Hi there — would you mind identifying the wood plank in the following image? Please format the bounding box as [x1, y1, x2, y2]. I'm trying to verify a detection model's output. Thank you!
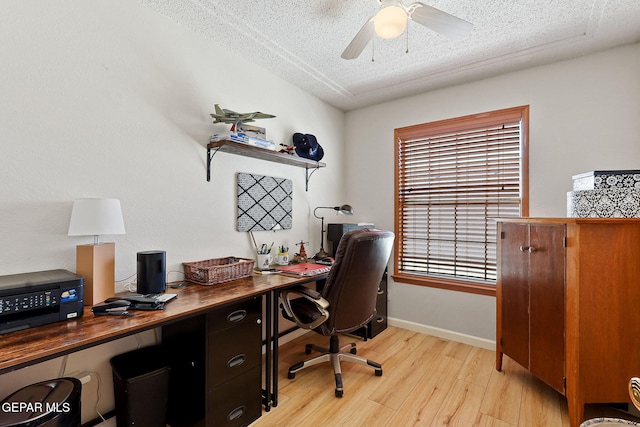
[480, 357, 527, 425]
[255, 327, 640, 427]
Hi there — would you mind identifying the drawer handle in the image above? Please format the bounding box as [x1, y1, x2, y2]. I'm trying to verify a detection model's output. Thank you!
[227, 354, 246, 368]
[227, 310, 247, 323]
[227, 405, 245, 421]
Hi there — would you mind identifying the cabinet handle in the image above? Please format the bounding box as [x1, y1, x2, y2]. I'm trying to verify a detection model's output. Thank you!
[519, 245, 528, 252]
[376, 316, 384, 323]
[377, 288, 384, 295]
[227, 405, 245, 421]
[227, 309, 247, 323]
[528, 246, 536, 253]
[227, 354, 246, 368]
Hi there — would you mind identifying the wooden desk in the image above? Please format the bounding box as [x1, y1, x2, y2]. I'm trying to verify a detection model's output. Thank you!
[0, 272, 327, 425]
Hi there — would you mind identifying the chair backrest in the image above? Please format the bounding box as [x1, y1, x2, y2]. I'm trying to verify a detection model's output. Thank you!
[321, 229, 394, 334]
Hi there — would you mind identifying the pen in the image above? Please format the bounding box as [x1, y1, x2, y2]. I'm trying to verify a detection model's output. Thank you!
[249, 231, 259, 253]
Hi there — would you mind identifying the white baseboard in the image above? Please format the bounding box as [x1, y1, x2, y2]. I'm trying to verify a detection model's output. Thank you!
[388, 317, 496, 351]
[271, 320, 495, 351]
[277, 328, 309, 345]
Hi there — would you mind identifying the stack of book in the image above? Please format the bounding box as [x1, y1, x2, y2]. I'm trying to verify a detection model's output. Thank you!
[210, 129, 275, 150]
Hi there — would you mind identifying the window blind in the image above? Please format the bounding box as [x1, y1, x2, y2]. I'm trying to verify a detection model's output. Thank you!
[395, 107, 528, 289]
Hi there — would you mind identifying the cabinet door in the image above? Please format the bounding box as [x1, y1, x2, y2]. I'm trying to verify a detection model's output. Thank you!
[529, 224, 565, 392]
[499, 222, 530, 369]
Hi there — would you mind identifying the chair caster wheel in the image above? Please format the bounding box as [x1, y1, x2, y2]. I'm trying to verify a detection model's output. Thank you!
[335, 389, 343, 398]
[288, 372, 296, 379]
[375, 369, 382, 376]
[350, 348, 357, 355]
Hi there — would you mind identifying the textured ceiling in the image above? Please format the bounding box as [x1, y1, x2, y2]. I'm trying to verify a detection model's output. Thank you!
[143, 0, 640, 111]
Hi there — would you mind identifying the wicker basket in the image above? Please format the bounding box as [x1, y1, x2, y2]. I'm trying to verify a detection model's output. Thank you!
[183, 257, 255, 285]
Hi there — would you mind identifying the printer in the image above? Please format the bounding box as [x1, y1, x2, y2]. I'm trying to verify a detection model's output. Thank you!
[0, 269, 84, 335]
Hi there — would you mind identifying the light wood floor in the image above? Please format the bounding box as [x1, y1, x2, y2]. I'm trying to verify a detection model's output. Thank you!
[251, 326, 636, 427]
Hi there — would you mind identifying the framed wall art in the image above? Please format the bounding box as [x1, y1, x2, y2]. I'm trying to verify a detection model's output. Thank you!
[237, 172, 292, 231]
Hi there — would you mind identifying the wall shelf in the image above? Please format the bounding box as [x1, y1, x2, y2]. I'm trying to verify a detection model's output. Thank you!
[207, 140, 326, 191]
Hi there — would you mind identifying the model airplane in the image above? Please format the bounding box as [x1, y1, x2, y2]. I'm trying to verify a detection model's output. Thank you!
[210, 104, 275, 130]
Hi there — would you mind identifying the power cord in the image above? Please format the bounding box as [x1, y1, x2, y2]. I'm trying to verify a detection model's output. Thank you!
[89, 372, 106, 423]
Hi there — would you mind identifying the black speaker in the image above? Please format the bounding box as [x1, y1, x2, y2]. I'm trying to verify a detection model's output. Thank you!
[137, 251, 166, 294]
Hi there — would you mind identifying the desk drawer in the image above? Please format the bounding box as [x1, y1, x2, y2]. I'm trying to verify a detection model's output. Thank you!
[208, 318, 261, 387]
[207, 365, 261, 427]
[208, 297, 261, 333]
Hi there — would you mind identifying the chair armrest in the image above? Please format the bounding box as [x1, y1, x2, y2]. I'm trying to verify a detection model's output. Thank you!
[280, 286, 329, 330]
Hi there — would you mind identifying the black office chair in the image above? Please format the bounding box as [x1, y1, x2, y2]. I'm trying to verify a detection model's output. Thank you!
[280, 228, 394, 397]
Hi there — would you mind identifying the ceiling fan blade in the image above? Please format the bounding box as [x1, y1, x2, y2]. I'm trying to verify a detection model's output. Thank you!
[341, 18, 375, 60]
[409, 3, 473, 40]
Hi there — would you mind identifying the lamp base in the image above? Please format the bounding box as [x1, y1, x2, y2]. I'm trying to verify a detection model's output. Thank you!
[313, 248, 330, 260]
[76, 243, 116, 306]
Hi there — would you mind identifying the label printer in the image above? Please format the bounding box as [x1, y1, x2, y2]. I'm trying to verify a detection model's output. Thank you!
[0, 269, 84, 335]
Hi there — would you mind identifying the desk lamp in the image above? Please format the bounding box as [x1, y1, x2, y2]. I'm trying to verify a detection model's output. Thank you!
[68, 198, 125, 305]
[313, 204, 353, 260]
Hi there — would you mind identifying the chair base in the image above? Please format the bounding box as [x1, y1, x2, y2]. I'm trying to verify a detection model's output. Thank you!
[287, 335, 382, 397]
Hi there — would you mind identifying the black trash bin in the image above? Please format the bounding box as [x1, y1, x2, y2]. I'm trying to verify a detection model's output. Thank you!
[110, 345, 170, 427]
[0, 377, 81, 427]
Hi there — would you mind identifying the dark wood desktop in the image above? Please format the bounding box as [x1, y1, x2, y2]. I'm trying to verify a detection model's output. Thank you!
[0, 271, 328, 426]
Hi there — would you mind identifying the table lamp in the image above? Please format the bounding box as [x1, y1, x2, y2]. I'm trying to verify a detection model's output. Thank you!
[313, 204, 353, 260]
[68, 198, 125, 305]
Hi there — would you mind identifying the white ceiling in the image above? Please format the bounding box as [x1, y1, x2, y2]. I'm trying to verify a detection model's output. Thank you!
[143, 0, 640, 111]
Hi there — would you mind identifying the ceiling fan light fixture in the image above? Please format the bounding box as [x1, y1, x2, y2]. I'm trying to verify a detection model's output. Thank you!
[373, 2, 407, 39]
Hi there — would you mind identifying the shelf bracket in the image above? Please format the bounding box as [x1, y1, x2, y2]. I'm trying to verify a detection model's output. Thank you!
[207, 146, 220, 182]
[305, 164, 320, 191]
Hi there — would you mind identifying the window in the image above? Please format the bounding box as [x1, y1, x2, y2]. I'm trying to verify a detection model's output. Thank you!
[393, 106, 529, 296]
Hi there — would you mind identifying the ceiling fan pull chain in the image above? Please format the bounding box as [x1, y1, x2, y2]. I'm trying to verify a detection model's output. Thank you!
[371, 37, 376, 62]
[406, 22, 409, 54]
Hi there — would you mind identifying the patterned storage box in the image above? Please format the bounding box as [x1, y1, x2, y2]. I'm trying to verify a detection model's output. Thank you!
[568, 189, 640, 218]
[568, 170, 640, 218]
[572, 170, 640, 191]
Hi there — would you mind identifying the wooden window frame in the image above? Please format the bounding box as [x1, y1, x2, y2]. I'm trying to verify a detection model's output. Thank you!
[393, 106, 529, 297]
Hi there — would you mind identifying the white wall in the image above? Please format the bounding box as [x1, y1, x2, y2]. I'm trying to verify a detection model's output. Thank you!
[0, 0, 344, 423]
[2, 0, 640, 420]
[345, 42, 640, 342]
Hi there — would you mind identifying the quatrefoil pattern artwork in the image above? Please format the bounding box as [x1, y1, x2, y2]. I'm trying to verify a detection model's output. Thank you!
[237, 173, 293, 231]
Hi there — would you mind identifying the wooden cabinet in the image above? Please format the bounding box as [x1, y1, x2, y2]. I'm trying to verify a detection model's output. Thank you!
[496, 218, 640, 427]
[163, 296, 262, 427]
[497, 222, 565, 392]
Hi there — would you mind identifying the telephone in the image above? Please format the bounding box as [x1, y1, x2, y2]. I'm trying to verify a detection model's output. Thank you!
[91, 300, 131, 316]
[104, 295, 165, 311]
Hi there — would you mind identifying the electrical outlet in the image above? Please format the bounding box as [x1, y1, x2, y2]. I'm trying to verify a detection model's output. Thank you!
[68, 371, 92, 385]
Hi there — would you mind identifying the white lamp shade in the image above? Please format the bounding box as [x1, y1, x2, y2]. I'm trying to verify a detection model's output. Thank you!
[374, 3, 407, 39]
[68, 198, 126, 237]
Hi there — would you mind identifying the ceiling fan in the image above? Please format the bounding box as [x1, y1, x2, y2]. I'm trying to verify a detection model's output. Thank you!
[341, 0, 473, 59]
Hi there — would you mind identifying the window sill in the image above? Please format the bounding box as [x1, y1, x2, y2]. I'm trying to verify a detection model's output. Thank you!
[391, 273, 496, 297]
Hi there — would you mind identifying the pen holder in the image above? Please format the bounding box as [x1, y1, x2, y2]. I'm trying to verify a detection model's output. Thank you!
[276, 253, 289, 266]
[256, 253, 273, 270]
